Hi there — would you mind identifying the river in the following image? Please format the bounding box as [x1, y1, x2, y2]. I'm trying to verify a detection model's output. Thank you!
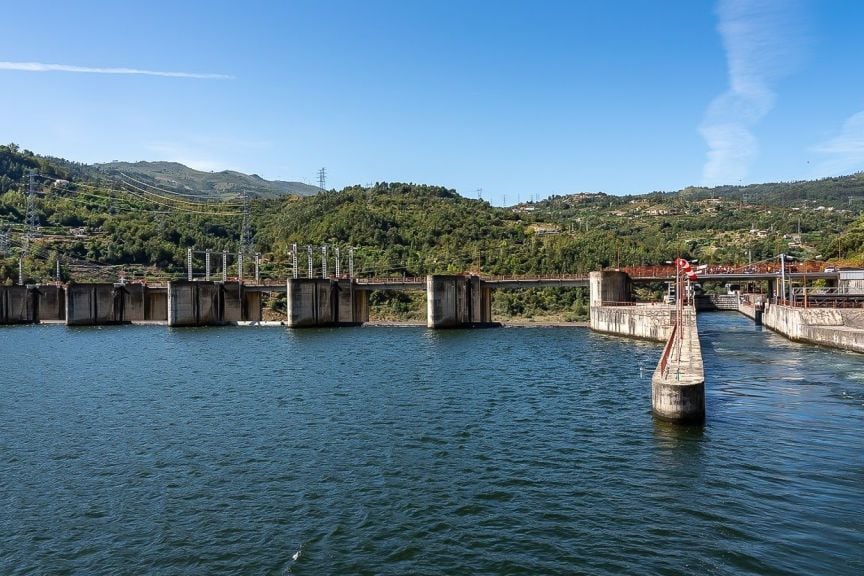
[1, 313, 862, 575]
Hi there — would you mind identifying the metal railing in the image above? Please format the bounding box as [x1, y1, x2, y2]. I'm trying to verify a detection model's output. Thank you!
[658, 322, 679, 379]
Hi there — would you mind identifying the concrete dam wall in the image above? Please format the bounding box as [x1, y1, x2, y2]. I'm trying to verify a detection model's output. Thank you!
[762, 303, 864, 353]
[589, 305, 675, 342]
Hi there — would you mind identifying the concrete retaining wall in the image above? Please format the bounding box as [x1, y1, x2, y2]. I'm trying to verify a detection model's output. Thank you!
[738, 300, 757, 320]
[696, 294, 739, 311]
[762, 304, 864, 353]
[589, 305, 675, 342]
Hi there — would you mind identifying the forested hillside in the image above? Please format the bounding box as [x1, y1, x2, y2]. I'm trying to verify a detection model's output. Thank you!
[3, 143, 864, 290]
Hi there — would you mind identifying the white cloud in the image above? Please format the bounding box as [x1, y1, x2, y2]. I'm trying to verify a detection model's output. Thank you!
[0, 61, 232, 79]
[812, 111, 864, 176]
[700, 0, 802, 186]
[700, 122, 758, 184]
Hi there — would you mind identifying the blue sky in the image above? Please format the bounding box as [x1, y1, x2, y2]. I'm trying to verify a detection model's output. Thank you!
[1, 0, 863, 205]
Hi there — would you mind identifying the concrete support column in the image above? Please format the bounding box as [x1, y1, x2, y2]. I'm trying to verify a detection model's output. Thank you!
[427, 275, 460, 328]
[0, 285, 36, 324]
[222, 282, 243, 322]
[353, 287, 370, 324]
[167, 281, 221, 327]
[427, 274, 495, 328]
[65, 283, 117, 325]
[286, 278, 318, 327]
[286, 278, 364, 327]
[122, 284, 146, 322]
[589, 270, 632, 307]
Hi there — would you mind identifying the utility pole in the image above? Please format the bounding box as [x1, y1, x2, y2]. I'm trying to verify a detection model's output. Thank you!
[318, 167, 327, 190]
[292, 243, 298, 279]
[780, 253, 786, 304]
[321, 245, 328, 278]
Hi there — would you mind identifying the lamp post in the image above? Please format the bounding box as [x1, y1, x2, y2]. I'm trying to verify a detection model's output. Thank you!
[779, 253, 785, 304]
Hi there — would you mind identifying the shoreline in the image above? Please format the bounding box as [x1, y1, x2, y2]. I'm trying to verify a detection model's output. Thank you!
[9, 319, 591, 329]
[363, 320, 590, 328]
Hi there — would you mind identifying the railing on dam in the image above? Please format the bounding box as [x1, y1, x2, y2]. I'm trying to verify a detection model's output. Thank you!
[657, 322, 678, 379]
[353, 274, 591, 290]
[599, 300, 670, 307]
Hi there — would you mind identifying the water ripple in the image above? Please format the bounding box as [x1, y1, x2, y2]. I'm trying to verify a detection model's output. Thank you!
[1, 318, 863, 574]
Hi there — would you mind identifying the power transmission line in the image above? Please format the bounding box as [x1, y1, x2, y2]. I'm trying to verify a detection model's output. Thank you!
[117, 172, 243, 204]
[240, 190, 252, 254]
[24, 171, 39, 254]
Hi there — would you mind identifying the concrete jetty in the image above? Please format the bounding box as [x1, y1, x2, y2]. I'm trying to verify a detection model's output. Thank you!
[651, 308, 705, 423]
[587, 270, 705, 423]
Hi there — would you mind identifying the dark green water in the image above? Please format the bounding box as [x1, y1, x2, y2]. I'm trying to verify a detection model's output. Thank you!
[1, 314, 862, 575]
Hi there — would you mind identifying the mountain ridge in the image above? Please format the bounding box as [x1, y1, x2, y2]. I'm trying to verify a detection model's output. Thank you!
[95, 160, 323, 199]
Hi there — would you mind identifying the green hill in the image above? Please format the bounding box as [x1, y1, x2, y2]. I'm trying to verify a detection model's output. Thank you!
[4, 141, 864, 291]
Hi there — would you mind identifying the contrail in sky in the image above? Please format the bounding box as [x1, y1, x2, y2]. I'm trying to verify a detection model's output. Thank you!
[0, 61, 232, 79]
[699, 0, 802, 186]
